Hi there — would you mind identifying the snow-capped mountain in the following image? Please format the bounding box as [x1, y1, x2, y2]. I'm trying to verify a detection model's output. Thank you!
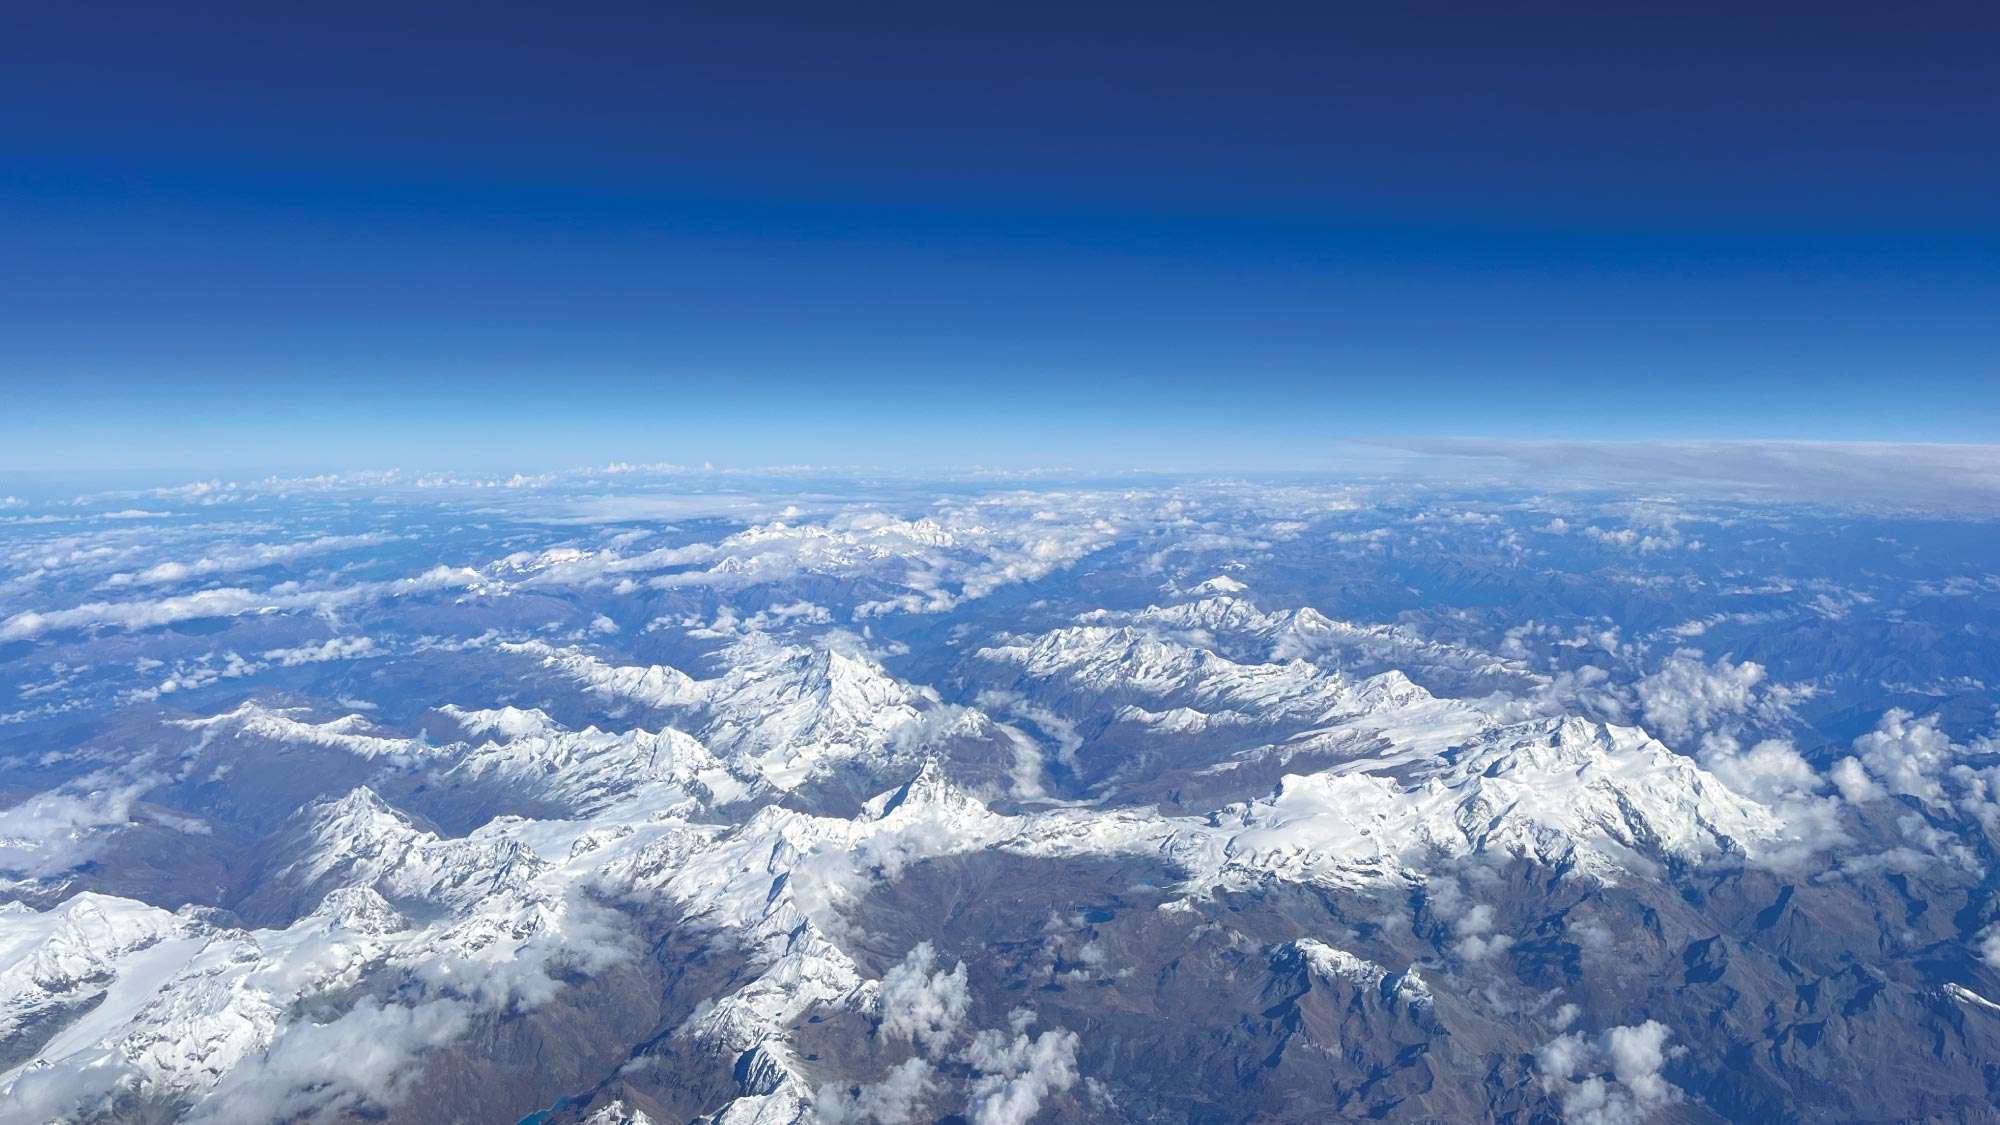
[2, 475, 1997, 1123]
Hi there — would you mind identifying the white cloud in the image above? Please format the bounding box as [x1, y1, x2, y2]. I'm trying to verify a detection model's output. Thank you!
[120, 649, 269, 700]
[1698, 734, 1822, 805]
[188, 996, 471, 1125]
[961, 1025, 1081, 1125]
[1454, 933, 1515, 961]
[1447, 900, 1515, 961]
[1830, 710, 2000, 839]
[0, 1056, 138, 1123]
[1603, 1022, 1676, 1103]
[1843, 708, 1959, 803]
[1583, 525, 1689, 553]
[104, 532, 398, 587]
[0, 779, 156, 876]
[1693, 733, 1850, 871]
[263, 636, 378, 666]
[1455, 902, 1496, 936]
[1536, 1020, 1683, 1124]
[816, 1058, 938, 1125]
[1829, 756, 1881, 803]
[1978, 923, 2000, 970]
[1635, 650, 1801, 745]
[487, 493, 1134, 619]
[876, 942, 971, 1051]
[1379, 439, 2000, 515]
[0, 566, 482, 640]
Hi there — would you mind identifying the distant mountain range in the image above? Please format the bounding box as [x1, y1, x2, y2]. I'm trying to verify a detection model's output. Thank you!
[1, 470, 1996, 1123]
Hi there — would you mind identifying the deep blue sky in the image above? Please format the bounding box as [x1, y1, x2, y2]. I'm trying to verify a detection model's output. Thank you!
[3, 1, 1995, 472]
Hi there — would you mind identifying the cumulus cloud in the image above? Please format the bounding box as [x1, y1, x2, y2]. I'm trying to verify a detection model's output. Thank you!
[0, 566, 481, 640]
[1829, 756, 1881, 804]
[1829, 710, 2000, 840]
[1454, 932, 1514, 962]
[1421, 877, 1514, 961]
[1978, 923, 2000, 970]
[0, 779, 155, 876]
[1447, 900, 1514, 962]
[1694, 733, 1850, 870]
[1583, 525, 1691, 553]
[876, 942, 971, 1051]
[1841, 709, 1961, 803]
[1634, 650, 1802, 745]
[409, 892, 639, 1013]
[103, 532, 398, 587]
[961, 1024, 1081, 1125]
[481, 496, 1124, 620]
[1698, 734, 1822, 805]
[189, 996, 471, 1125]
[263, 635, 378, 666]
[0, 1056, 138, 1123]
[670, 600, 833, 639]
[1536, 1020, 1683, 1124]
[123, 649, 270, 700]
[816, 1058, 938, 1125]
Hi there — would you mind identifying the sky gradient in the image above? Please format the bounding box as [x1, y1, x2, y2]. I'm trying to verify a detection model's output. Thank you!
[3, 1, 1996, 472]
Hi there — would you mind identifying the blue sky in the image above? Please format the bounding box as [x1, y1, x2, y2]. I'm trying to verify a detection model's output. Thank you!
[2, 1, 1995, 472]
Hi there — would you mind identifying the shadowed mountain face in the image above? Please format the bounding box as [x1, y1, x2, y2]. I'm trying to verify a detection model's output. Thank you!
[0, 470, 1998, 1124]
